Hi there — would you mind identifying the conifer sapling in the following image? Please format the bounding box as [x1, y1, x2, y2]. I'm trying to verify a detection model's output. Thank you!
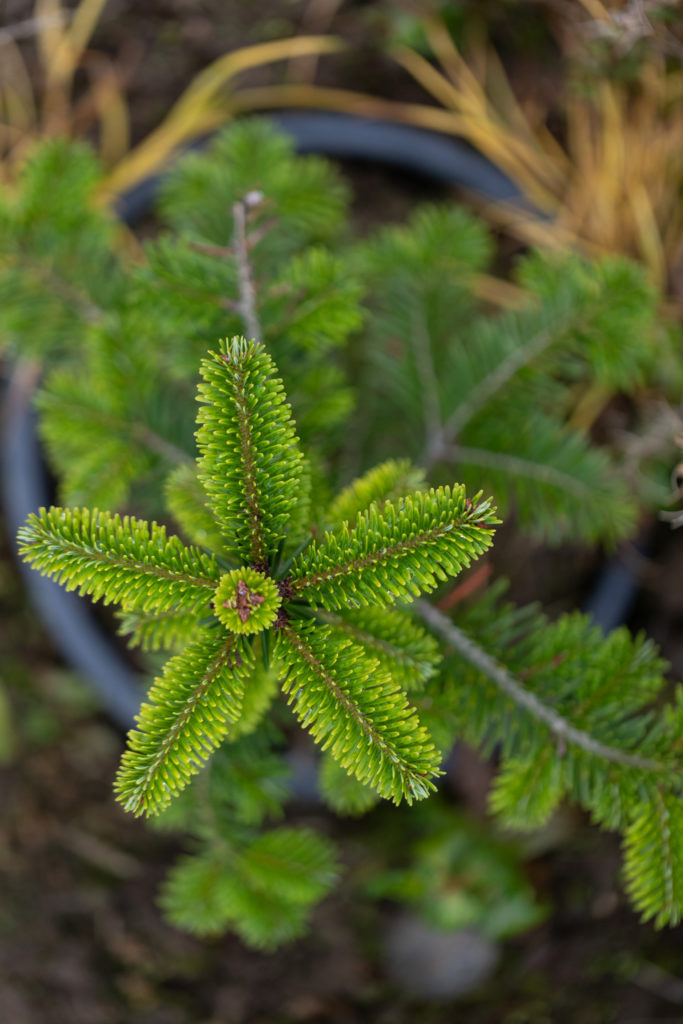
[18, 336, 498, 816]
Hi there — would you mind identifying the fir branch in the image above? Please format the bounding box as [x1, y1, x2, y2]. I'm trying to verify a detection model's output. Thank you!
[319, 751, 380, 816]
[320, 606, 441, 690]
[161, 827, 337, 946]
[18, 507, 220, 614]
[188, 239, 234, 260]
[265, 247, 364, 355]
[423, 323, 557, 466]
[196, 338, 304, 565]
[158, 119, 348, 250]
[239, 826, 338, 906]
[275, 620, 440, 803]
[115, 630, 254, 815]
[206, 729, 290, 826]
[18, 260, 104, 325]
[624, 791, 683, 928]
[443, 409, 637, 544]
[290, 487, 497, 610]
[326, 458, 426, 527]
[164, 464, 225, 554]
[446, 443, 594, 501]
[416, 599, 667, 774]
[160, 849, 239, 936]
[117, 607, 207, 652]
[37, 373, 193, 510]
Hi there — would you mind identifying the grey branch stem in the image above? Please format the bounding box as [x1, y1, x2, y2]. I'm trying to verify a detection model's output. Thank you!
[421, 325, 558, 468]
[232, 196, 263, 345]
[444, 443, 593, 499]
[131, 424, 194, 467]
[415, 599, 667, 774]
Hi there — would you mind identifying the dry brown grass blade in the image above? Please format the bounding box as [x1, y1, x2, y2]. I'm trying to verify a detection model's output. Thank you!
[66, 0, 109, 64]
[629, 181, 666, 287]
[386, 16, 682, 287]
[288, 0, 346, 84]
[389, 40, 560, 212]
[0, 31, 37, 141]
[100, 35, 346, 201]
[93, 75, 130, 168]
[576, 0, 611, 21]
[226, 82, 477, 132]
[472, 194, 583, 251]
[39, 0, 108, 84]
[37, 0, 109, 130]
[177, 35, 344, 109]
[62, 51, 131, 167]
[423, 15, 485, 101]
[567, 383, 612, 432]
[35, 0, 67, 68]
[35, 0, 71, 124]
[471, 274, 526, 310]
[390, 43, 465, 113]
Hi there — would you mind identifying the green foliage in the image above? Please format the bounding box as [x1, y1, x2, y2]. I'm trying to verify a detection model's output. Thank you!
[275, 619, 441, 803]
[517, 250, 662, 389]
[320, 606, 440, 690]
[150, 721, 290, 833]
[0, 138, 123, 358]
[363, 800, 545, 940]
[419, 584, 683, 926]
[160, 827, 338, 946]
[164, 463, 224, 553]
[18, 506, 220, 613]
[326, 458, 427, 527]
[35, 314, 194, 510]
[208, 729, 290, 826]
[150, 716, 325, 946]
[158, 118, 348, 249]
[290, 486, 497, 610]
[351, 202, 671, 544]
[117, 607, 206, 653]
[32, 120, 363, 514]
[196, 338, 304, 564]
[458, 407, 633, 544]
[13, 120, 683, 946]
[214, 568, 281, 635]
[116, 631, 254, 815]
[624, 792, 683, 928]
[319, 751, 380, 816]
[20, 337, 493, 824]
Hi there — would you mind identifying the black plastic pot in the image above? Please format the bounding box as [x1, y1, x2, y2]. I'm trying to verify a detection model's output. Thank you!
[1, 112, 638, 729]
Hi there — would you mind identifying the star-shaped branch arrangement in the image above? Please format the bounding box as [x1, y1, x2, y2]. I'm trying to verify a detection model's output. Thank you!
[19, 337, 498, 816]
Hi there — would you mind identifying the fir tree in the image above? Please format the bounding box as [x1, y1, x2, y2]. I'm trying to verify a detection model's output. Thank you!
[19, 336, 497, 816]
[11, 122, 683, 943]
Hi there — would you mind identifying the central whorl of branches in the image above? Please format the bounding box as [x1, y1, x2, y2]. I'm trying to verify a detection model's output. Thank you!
[19, 335, 498, 817]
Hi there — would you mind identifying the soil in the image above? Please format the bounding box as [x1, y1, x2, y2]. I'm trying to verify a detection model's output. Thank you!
[3, 2, 683, 1022]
